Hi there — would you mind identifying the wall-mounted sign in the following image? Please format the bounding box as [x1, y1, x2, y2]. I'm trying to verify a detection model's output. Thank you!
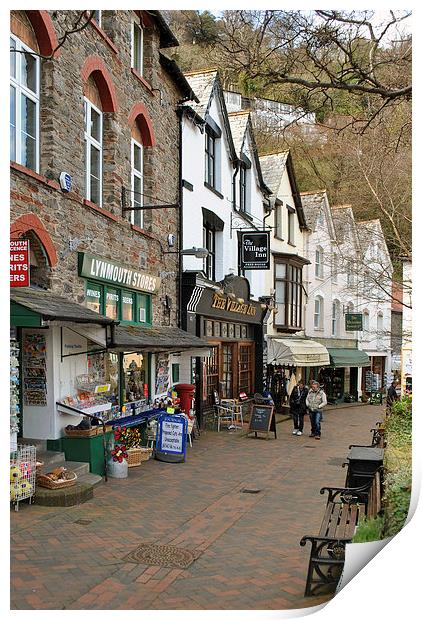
[211, 293, 257, 317]
[78, 252, 160, 294]
[10, 240, 30, 287]
[345, 313, 363, 331]
[239, 231, 270, 270]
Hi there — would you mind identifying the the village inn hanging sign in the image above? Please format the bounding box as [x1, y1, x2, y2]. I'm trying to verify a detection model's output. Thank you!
[78, 253, 161, 294]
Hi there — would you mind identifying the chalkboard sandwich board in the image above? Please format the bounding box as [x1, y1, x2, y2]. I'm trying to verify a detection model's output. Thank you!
[247, 404, 276, 439]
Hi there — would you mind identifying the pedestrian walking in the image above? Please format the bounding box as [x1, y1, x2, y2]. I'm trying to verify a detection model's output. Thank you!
[386, 380, 399, 412]
[289, 380, 308, 436]
[306, 380, 327, 440]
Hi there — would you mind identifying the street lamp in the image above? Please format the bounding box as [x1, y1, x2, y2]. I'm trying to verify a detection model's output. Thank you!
[163, 246, 209, 259]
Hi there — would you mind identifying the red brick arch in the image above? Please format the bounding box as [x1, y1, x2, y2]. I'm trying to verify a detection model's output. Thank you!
[81, 55, 118, 113]
[26, 10, 60, 58]
[128, 102, 156, 147]
[11, 213, 58, 267]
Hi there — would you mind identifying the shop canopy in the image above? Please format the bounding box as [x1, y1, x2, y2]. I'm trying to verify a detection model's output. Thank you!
[109, 324, 210, 355]
[328, 348, 370, 368]
[10, 288, 115, 327]
[267, 338, 330, 367]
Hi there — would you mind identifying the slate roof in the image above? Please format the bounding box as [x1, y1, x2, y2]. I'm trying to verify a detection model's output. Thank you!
[184, 70, 218, 118]
[110, 325, 210, 353]
[259, 152, 289, 195]
[149, 11, 179, 48]
[355, 219, 380, 254]
[227, 111, 250, 153]
[300, 191, 328, 231]
[228, 112, 271, 194]
[11, 287, 114, 325]
[159, 53, 199, 103]
[331, 205, 355, 244]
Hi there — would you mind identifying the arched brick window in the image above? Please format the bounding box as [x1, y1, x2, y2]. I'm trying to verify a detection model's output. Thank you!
[128, 103, 155, 228]
[81, 56, 118, 210]
[81, 55, 118, 113]
[10, 12, 41, 172]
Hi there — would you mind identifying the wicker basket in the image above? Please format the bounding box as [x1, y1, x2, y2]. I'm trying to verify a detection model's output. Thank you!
[65, 426, 103, 437]
[37, 470, 77, 489]
[126, 447, 153, 467]
[127, 447, 142, 467]
[139, 447, 153, 461]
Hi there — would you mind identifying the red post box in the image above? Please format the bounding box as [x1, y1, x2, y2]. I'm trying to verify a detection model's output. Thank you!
[174, 383, 195, 415]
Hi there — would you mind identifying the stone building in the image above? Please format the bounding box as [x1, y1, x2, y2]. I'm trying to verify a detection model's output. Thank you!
[10, 10, 206, 444]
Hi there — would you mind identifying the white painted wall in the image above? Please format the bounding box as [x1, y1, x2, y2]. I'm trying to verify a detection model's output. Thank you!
[265, 166, 307, 338]
[181, 92, 268, 299]
[182, 96, 236, 280]
[304, 200, 357, 342]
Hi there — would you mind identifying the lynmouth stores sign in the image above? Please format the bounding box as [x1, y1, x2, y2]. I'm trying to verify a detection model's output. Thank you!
[78, 253, 161, 294]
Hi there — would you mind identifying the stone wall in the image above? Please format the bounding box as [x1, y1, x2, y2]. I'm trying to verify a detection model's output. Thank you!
[10, 10, 184, 327]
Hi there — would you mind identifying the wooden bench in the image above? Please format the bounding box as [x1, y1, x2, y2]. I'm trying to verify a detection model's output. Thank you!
[300, 469, 382, 597]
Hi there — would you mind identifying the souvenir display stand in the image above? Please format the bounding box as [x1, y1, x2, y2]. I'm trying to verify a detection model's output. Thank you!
[10, 445, 37, 511]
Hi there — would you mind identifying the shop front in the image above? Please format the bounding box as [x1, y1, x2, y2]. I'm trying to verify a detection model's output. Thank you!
[266, 337, 330, 410]
[320, 347, 370, 403]
[10, 287, 115, 447]
[10, 254, 209, 456]
[360, 352, 391, 397]
[182, 274, 265, 424]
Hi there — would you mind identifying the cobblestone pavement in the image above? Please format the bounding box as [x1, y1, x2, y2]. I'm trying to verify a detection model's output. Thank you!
[11, 404, 383, 610]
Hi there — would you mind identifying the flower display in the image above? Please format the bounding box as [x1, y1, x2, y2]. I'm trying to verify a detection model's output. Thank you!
[113, 426, 141, 449]
[110, 444, 128, 463]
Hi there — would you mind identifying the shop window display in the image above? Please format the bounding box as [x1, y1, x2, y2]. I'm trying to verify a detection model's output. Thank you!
[123, 352, 148, 403]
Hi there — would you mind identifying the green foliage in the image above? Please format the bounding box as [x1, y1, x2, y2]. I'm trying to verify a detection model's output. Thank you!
[382, 397, 412, 538]
[382, 464, 412, 538]
[353, 515, 384, 543]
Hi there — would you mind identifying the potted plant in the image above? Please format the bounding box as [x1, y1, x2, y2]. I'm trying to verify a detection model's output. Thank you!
[107, 434, 129, 478]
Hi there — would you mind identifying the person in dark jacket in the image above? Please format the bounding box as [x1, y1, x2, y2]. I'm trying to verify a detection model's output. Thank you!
[386, 380, 399, 411]
[289, 380, 308, 436]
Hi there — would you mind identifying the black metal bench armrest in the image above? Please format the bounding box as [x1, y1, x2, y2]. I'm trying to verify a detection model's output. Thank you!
[300, 535, 352, 547]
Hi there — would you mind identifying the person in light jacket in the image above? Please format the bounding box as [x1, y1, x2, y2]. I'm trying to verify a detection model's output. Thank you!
[306, 380, 327, 440]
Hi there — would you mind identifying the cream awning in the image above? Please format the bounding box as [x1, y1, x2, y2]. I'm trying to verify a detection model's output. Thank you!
[267, 337, 330, 367]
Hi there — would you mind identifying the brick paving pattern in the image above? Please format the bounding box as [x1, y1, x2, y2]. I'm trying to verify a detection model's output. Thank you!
[11, 404, 383, 610]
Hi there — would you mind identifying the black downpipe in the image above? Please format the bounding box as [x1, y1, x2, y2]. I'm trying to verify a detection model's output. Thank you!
[177, 106, 184, 328]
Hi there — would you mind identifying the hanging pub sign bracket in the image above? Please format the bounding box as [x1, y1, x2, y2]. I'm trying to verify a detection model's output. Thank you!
[230, 212, 274, 239]
[239, 230, 271, 271]
[121, 187, 179, 216]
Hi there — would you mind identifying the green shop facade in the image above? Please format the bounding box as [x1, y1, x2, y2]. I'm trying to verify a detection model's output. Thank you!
[10, 252, 208, 472]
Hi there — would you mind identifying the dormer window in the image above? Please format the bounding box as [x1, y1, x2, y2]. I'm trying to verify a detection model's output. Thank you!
[204, 118, 222, 194]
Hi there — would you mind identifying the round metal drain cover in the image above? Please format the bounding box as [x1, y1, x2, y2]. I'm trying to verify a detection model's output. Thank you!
[125, 543, 199, 568]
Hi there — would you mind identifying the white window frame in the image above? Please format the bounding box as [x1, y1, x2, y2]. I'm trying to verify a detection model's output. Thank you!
[288, 208, 295, 245]
[363, 310, 369, 331]
[332, 252, 338, 283]
[314, 296, 323, 330]
[10, 34, 40, 172]
[331, 300, 338, 336]
[131, 138, 144, 228]
[84, 97, 103, 206]
[132, 21, 144, 75]
[315, 247, 323, 278]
